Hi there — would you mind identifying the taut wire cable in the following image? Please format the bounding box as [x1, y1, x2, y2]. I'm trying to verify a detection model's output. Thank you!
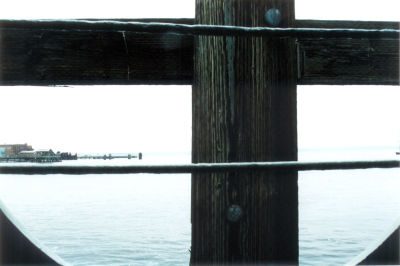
[0, 19, 399, 39]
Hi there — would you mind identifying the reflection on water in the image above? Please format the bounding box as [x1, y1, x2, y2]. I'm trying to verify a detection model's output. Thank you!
[0, 148, 399, 265]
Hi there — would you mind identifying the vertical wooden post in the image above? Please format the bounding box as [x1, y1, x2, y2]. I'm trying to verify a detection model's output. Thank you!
[191, 0, 298, 264]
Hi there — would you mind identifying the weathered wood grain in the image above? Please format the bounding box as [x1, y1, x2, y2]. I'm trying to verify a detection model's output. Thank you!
[0, 20, 193, 85]
[297, 38, 399, 85]
[296, 20, 399, 85]
[191, 0, 298, 264]
[0, 19, 398, 86]
[296, 20, 399, 30]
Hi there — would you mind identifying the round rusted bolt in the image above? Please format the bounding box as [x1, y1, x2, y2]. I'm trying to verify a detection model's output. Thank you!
[265, 8, 281, 26]
[227, 205, 243, 222]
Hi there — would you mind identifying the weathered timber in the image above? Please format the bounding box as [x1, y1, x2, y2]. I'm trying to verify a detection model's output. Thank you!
[281, 20, 400, 85]
[0, 23, 193, 85]
[297, 38, 399, 85]
[0, 19, 398, 85]
[191, 0, 298, 264]
[296, 20, 400, 30]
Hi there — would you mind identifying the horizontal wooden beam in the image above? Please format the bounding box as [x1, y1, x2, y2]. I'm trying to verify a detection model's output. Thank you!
[296, 20, 399, 85]
[0, 19, 398, 86]
[0, 19, 194, 85]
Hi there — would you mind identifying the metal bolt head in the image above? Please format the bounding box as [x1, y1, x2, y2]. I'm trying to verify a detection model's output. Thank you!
[265, 8, 281, 26]
[227, 205, 243, 222]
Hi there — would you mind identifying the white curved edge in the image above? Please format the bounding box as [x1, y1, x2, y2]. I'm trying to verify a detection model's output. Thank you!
[0, 198, 72, 266]
[345, 216, 400, 266]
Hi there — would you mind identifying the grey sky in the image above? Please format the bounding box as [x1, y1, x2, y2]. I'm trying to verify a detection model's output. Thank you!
[0, 0, 398, 153]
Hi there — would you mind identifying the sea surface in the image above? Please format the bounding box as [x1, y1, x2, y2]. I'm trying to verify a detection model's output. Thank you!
[0, 147, 399, 265]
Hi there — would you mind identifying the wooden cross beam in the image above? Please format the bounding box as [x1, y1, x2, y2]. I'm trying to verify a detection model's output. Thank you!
[0, 19, 398, 85]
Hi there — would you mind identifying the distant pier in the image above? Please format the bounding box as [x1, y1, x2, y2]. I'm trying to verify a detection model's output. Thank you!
[78, 153, 143, 160]
[0, 143, 142, 163]
[0, 147, 63, 163]
[0, 155, 61, 163]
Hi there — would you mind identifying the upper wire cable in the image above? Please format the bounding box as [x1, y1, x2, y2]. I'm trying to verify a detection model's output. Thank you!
[0, 19, 399, 39]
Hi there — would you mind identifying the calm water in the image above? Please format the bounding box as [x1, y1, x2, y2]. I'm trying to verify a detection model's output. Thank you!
[0, 148, 399, 265]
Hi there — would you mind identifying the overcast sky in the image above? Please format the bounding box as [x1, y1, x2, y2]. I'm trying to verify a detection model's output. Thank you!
[0, 0, 399, 153]
[0, 0, 399, 21]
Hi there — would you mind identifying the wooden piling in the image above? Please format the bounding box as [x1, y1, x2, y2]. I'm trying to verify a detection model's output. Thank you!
[191, 0, 298, 264]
